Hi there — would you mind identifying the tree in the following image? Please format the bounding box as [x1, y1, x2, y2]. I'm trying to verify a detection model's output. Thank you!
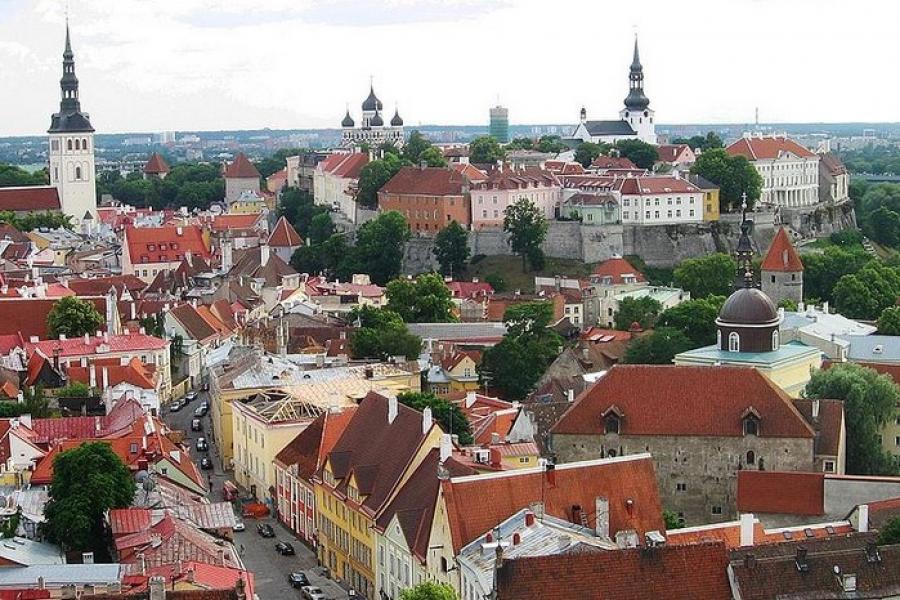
[690, 148, 762, 211]
[671, 132, 723, 151]
[398, 392, 473, 445]
[433, 221, 469, 276]
[356, 153, 405, 209]
[503, 198, 548, 272]
[801, 246, 872, 303]
[290, 234, 350, 279]
[622, 328, 694, 364]
[574, 142, 604, 168]
[402, 131, 433, 164]
[353, 211, 411, 285]
[43, 442, 136, 553]
[663, 509, 685, 529]
[56, 382, 93, 398]
[399, 582, 458, 600]
[278, 186, 329, 239]
[506, 137, 534, 150]
[615, 139, 660, 170]
[23, 385, 53, 418]
[308, 212, 335, 246]
[614, 296, 662, 331]
[47, 297, 105, 339]
[479, 302, 562, 401]
[419, 146, 448, 168]
[673, 253, 737, 299]
[805, 363, 899, 475]
[386, 274, 457, 323]
[866, 206, 900, 248]
[879, 307, 900, 335]
[537, 135, 567, 154]
[833, 261, 900, 320]
[348, 306, 422, 360]
[657, 296, 726, 347]
[778, 298, 798, 312]
[878, 516, 900, 545]
[468, 136, 505, 164]
[484, 272, 506, 293]
[0, 164, 48, 187]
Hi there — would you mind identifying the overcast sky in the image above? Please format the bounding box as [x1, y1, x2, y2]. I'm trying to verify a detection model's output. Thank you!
[0, 0, 895, 136]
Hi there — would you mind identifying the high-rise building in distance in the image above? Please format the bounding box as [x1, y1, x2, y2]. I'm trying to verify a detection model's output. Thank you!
[489, 105, 509, 143]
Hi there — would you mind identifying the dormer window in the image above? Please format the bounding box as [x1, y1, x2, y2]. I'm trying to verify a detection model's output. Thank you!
[148, 244, 156, 252]
[605, 415, 620, 434]
[743, 412, 760, 437]
[323, 469, 335, 486]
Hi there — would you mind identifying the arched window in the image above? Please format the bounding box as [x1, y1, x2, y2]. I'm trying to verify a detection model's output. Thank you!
[75, 166, 82, 181]
[604, 415, 620, 435]
[743, 416, 759, 436]
[717, 330, 722, 348]
[74, 139, 80, 151]
[82, 138, 89, 151]
[67, 139, 73, 151]
[728, 332, 740, 352]
[746, 450, 755, 465]
[772, 330, 780, 351]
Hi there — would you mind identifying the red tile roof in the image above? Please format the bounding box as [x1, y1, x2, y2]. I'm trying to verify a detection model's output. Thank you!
[28, 331, 167, 357]
[380, 166, 467, 196]
[125, 225, 211, 265]
[552, 365, 816, 439]
[590, 256, 646, 283]
[223, 153, 260, 179]
[267, 216, 303, 248]
[274, 408, 356, 481]
[209, 213, 263, 232]
[793, 398, 843, 457]
[0, 187, 61, 212]
[591, 156, 638, 170]
[143, 153, 170, 175]
[761, 227, 803, 272]
[544, 161, 585, 175]
[447, 280, 494, 299]
[655, 144, 694, 163]
[31, 398, 146, 445]
[441, 455, 665, 554]
[617, 175, 701, 195]
[319, 153, 369, 179]
[65, 275, 147, 297]
[452, 163, 488, 181]
[0, 297, 109, 340]
[727, 135, 816, 160]
[819, 152, 848, 176]
[471, 167, 559, 191]
[496, 541, 731, 600]
[737, 470, 825, 515]
[67, 356, 157, 390]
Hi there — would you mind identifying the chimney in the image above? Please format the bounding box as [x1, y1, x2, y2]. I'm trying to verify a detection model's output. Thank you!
[387, 395, 398, 424]
[491, 432, 501, 445]
[525, 511, 536, 527]
[490, 447, 501, 467]
[185, 250, 193, 267]
[148, 576, 166, 600]
[84, 333, 90, 345]
[60, 585, 77, 600]
[440, 433, 452, 463]
[422, 406, 433, 434]
[465, 391, 477, 408]
[222, 238, 234, 272]
[131, 302, 137, 320]
[176, 226, 183, 236]
[812, 399, 820, 422]
[260, 244, 270, 267]
[739, 513, 755, 547]
[595, 497, 610, 537]
[102, 367, 109, 390]
[567, 388, 575, 403]
[858, 504, 869, 533]
[89, 364, 97, 389]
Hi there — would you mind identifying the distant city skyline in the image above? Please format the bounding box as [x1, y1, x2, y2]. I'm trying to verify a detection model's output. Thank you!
[0, 0, 897, 136]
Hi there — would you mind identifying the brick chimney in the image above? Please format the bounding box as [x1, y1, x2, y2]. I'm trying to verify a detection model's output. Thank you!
[422, 406, 433, 434]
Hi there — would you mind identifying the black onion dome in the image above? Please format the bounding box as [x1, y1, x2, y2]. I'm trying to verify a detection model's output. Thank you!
[370, 111, 384, 127]
[362, 85, 383, 112]
[624, 89, 650, 111]
[342, 110, 355, 128]
[717, 288, 779, 326]
[390, 109, 403, 127]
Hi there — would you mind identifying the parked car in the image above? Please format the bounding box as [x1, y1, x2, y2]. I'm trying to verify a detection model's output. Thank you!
[195, 437, 208, 452]
[200, 456, 212, 470]
[257, 523, 275, 538]
[289, 572, 310, 588]
[275, 541, 295, 555]
[185, 391, 198, 402]
[233, 521, 245, 532]
[202, 382, 210, 392]
[191, 418, 202, 432]
[301, 586, 326, 600]
[169, 400, 182, 412]
[195, 403, 209, 417]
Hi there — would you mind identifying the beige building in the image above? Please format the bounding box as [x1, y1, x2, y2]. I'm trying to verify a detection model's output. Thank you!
[727, 134, 820, 208]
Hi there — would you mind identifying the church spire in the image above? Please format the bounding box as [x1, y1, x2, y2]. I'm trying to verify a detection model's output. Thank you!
[49, 20, 93, 134]
[734, 193, 756, 289]
[624, 35, 650, 111]
[631, 36, 641, 70]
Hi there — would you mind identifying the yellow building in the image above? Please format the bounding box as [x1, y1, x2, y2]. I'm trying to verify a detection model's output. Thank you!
[688, 174, 720, 222]
[426, 351, 480, 395]
[316, 393, 442, 599]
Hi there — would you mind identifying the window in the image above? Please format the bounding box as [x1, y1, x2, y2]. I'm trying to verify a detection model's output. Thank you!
[743, 416, 760, 436]
[770, 275, 776, 283]
[823, 460, 835, 472]
[604, 415, 620, 434]
[746, 450, 755, 465]
[74, 139, 80, 150]
[728, 332, 740, 352]
[711, 506, 723, 515]
[51, 140, 59, 151]
[67, 139, 73, 151]
[772, 330, 780, 350]
[675, 483, 687, 492]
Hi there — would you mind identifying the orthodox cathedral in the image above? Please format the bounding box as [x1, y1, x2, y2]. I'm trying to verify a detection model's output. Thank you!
[340, 83, 405, 149]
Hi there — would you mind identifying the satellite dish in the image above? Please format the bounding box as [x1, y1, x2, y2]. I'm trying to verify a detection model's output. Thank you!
[135, 470, 150, 483]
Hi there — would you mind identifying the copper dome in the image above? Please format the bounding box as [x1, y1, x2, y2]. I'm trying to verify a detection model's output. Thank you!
[717, 287, 779, 326]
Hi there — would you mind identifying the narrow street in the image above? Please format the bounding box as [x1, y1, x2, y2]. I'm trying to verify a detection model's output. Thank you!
[163, 391, 350, 600]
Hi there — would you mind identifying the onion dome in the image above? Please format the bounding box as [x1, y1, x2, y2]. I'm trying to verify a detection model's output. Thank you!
[623, 37, 650, 111]
[391, 108, 403, 127]
[370, 110, 384, 127]
[362, 84, 383, 112]
[717, 288, 779, 326]
[341, 109, 355, 128]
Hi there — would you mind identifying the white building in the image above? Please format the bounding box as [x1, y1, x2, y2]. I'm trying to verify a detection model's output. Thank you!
[727, 134, 820, 208]
[47, 24, 97, 223]
[341, 83, 405, 149]
[617, 175, 705, 225]
[312, 153, 369, 223]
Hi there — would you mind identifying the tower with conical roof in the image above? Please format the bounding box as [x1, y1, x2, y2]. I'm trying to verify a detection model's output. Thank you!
[619, 36, 656, 145]
[48, 21, 97, 222]
[760, 227, 804, 306]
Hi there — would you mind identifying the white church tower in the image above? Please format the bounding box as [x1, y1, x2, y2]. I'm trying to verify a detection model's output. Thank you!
[619, 37, 657, 145]
[48, 22, 97, 222]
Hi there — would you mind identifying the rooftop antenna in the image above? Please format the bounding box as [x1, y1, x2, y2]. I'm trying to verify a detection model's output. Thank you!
[755, 107, 759, 130]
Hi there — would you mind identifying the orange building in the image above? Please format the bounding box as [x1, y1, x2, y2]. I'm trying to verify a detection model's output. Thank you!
[377, 166, 470, 233]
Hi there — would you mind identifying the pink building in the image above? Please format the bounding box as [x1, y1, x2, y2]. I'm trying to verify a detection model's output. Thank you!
[469, 167, 562, 229]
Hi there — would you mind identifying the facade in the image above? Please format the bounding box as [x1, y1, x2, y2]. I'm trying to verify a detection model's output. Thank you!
[488, 105, 509, 144]
[687, 174, 721, 221]
[48, 24, 97, 222]
[760, 227, 803, 306]
[122, 225, 212, 283]
[618, 175, 705, 225]
[655, 144, 696, 167]
[378, 166, 470, 233]
[312, 153, 369, 224]
[341, 84, 405, 149]
[818, 152, 850, 204]
[224, 154, 261, 202]
[267, 216, 303, 264]
[569, 38, 656, 145]
[727, 134, 820, 208]
[564, 192, 620, 225]
[469, 168, 561, 229]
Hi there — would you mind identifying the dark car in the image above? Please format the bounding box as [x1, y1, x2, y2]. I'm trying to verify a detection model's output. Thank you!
[257, 523, 275, 537]
[289, 572, 310, 588]
[200, 456, 213, 470]
[275, 541, 295, 555]
[195, 437, 208, 452]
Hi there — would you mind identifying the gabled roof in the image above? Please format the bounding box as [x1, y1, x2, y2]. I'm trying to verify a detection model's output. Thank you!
[441, 454, 665, 554]
[760, 227, 803, 273]
[67, 356, 157, 390]
[726, 135, 816, 161]
[318, 153, 369, 179]
[229, 246, 297, 287]
[590, 155, 637, 170]
[0, 187, 61, 212]
[223, 153, 260, 179]
[0, 297, 108, 340]
[170, 303, 219, 343]
[28, 331, 168, 357]
[124, 225, 211, 265]
[446, 280, 494, 299]
[793, 398, 843, 457]
[737, 470, 825, 515]
[452, 162, 489, 182]
[582, 120, 635, 136]
[617, 175, 701, 195]
[496, 541, 732, 600]
[551, 365, 816, 439]
[143, 153, 170, 175]
[380, 167, 466, 197]
[65, 275, 147, 297]
[590, 256, 646, 284]
[267, 216, 303, 248]
[209, 213, 263, 232]
[819, 152, 848, 176]
[275, 408, 357, 480]
[655, 144, 693, 163]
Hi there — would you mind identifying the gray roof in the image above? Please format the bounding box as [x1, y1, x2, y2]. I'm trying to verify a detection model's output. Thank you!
[0, 537, 64, 566]
[407, 322, 507, 340]
[846, 334, 900, 363]
[584, 120, 635, 136]
[0, 563, 122, 586]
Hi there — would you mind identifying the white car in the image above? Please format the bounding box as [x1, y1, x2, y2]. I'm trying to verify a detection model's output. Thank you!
[233, 521, 245, 532]
[301, 586, 326, 600]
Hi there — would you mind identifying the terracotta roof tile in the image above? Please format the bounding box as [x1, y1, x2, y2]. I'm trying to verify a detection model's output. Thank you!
[274, 408, 356, 481]
[590, 257, 646, 284]
[143, 153, 170, 175]
[0, 297, 108, 340]
[590, 156, 638, 170]
[267, 216, 303, 248]
[380, 167, 466, 197]
[793, 398, 843, 457]
[125, 225, 211, 265]
[65, 275, 147, 297]
[655, 144, 693, 163]
[223, 153, 260, 179]
[737, 470, 825, 515]
[726, 135, 816, 160]
[0, 187, 61, 212]
[761, 227, 803, 272]
[209, 213, 262, 231]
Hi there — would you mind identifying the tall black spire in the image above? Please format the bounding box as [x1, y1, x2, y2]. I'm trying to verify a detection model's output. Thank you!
[49, 21, 94, 133]
[734, 194, 756, 289]
[623, 36, 650, 111]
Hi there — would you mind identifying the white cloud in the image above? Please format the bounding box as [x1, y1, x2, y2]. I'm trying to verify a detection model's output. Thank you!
[0, 0, 896, 135]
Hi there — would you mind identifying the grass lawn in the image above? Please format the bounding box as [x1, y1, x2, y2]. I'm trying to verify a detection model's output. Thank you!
[463, 255, 594, 292]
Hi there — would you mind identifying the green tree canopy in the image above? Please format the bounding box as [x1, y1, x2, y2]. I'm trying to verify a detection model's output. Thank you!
[308, 212, 335, 246]
[484, 272, 506, 293]
[506, 137, 534, 150]
[348, 306, 422, 360]
[278, 187, 330, 238]
[804, 363, 899, 475]
[878, 516, 900, 545]
[801, 246, 872, 303]
[537, 135, 567, 154]
[670, 132, 723, 152]
[56, 382, 93, 398]
[47, 297, 105, 339]
[503, 198, 548, 272]
[622, 327, 694, 364]
[433, 221, 470, 276]
[574, 142, 605, 168]
[353, 211, 411, 285]
[657, 296, 726, 347]
[290, 233, 351, 279]
[398, 392, 473, 445]
[0, 211, 72, 232]
[419, 146, 448, 168]
[615, 139, 660, 170]
[673, 253, 737, 299]
[386, 273, 457, 323]
[43, 442, 136, 553]
[399, 582, 458, 600]
[690, 148, 762, 211]
[356, 153, 406, 209]
[878, 306, 900, 335]
[402, 131, 434, 164]
[833, 261, 900, 320]
[614, 296, 662, 331]
[468, 136, 505, 164]
[865, 206, 900, 248]
[0, 164, 48, 187]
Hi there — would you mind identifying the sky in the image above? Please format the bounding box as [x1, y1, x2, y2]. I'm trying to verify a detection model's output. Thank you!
[0, 0, 895, 136]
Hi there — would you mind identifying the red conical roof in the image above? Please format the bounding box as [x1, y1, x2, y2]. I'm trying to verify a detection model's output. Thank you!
[143, 152, 170, 174]
[268, 216, 303, 247]
[761, 227, 803, 273]
[224, 153, 261, 179]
